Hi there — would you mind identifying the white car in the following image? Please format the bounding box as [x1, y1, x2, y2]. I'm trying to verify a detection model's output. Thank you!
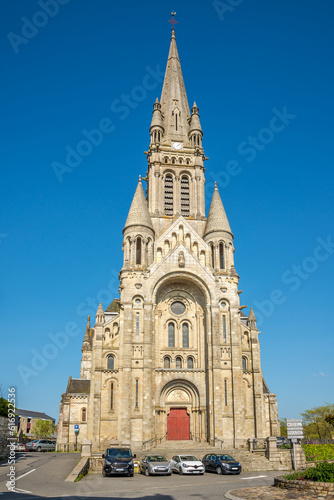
[170, 455, 205, 475]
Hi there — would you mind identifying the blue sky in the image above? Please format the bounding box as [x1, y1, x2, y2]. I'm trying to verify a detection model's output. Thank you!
[1, 0, 333, 424]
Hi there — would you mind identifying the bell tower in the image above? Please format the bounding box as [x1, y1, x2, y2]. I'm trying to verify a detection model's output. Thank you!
[145, 27, 208, 237]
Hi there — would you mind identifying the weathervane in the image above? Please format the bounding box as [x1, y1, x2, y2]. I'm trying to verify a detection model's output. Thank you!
[168, 11, 178, 30]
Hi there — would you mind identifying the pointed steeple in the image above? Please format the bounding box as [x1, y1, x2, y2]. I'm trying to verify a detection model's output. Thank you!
[248, 308, 257, 329]
[95, 303, 105, 326]
[82, 315, 91, 351]
[204, 182, 232, 237]
[160, 28, 191, 141]
[124, 176, 154, 232]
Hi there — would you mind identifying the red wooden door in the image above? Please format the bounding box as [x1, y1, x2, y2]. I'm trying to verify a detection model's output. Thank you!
[167, 408, 190, 440]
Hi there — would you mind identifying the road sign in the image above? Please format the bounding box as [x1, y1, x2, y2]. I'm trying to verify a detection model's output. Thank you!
[74, 424, 79, 430]
[288, 430, 304, 436]
[287, 422, 303, 427]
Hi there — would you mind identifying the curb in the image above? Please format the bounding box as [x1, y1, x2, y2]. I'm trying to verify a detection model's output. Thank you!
[65, 457, 89, 482]
[225, 491, 245, 500]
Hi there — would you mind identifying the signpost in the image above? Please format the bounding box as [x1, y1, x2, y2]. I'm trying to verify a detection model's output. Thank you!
[74, 425, 79, 451]
[287, 419, 303, 470]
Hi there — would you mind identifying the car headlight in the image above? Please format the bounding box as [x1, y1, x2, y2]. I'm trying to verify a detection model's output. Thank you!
[105, 459, 112, 465]
[221, 463, 227, 467]
[182, 463, 187, 467]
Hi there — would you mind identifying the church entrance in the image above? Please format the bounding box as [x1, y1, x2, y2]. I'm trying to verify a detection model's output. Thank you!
[167, 408, 190, 440]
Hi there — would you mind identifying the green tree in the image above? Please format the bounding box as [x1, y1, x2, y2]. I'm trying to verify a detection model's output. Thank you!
[325, 414, 334, 427]
[0, 397, 9, 417]
[301, 403, 334, 439]
[279, 418, 287, 437]
[33, 419, 55, 439]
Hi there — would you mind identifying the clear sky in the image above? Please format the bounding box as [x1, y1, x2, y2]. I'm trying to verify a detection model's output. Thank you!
[1, 0, 333, 424]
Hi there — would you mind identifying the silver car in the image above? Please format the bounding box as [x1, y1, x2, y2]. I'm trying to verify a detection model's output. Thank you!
[170, 455, 205, 475]
[140, 455, 172, 476]
[25, 439, 56, 452]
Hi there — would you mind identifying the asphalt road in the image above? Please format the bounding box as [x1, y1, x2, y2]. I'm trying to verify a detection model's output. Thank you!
[0, 452, 281, 499]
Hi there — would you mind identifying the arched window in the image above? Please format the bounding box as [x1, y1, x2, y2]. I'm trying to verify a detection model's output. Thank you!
[164, 174, 173, 216]
[164, 156, 168, 163]
[242, 357, 247, 370]
[168, 323, 175, 347]
[186, 159, 190, 165]
[175, 356, 182, 369]
[81, 408, 86, 422]
[219, 243, 225, 269]
[180, 176, 190, 216]
[182, 323, 189, 348]
[175, 112, 178, 131]
[107, 355, 115, 370]
[110, 383, 114, 410]
[135, 379, 139, 408]
[187, 357, 194, 369]
[136, 237, 142, 265]
[164, 356, 170, 368]
[211, 244, 215, 268]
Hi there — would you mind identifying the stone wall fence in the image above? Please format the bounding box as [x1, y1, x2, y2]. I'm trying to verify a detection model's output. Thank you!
[0, 416, 9, 458]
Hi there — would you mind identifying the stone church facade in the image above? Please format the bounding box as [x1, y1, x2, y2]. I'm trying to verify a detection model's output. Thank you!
[57, 28, 279, 452]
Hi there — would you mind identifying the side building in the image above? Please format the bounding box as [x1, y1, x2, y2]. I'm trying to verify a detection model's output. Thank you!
[57, 28, 279, 452]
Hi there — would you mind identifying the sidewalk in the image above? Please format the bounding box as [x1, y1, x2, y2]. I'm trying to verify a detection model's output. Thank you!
[226, 486, 334, 500]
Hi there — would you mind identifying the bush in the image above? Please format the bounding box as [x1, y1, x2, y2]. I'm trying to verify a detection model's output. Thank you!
[303, 462, 334, 483]
[302, 444, 334, 461]
[283, 461, 334, 483]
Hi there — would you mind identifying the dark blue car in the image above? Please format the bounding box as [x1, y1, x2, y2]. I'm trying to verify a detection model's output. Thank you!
[202, 453, 242, 475]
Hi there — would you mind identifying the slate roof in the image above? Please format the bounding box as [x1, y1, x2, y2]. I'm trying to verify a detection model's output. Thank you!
[16, 408, 55, 422]
[106, 299, 120, 313]
[263, 378, 270, 394]
[66, 377, 90, 395]
[124, 177, 153, 231]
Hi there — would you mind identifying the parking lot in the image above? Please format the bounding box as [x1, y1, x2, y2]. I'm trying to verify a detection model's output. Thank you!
[0, 452, 280, 499]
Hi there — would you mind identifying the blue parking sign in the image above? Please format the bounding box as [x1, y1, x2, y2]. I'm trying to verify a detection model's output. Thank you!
[74, 424, 79, 430]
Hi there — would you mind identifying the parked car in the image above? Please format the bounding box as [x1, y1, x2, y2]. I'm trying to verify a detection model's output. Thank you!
[25, 440, 56, 452]
[140, 455, 172, 476]
[276, 437, 290, 447]
[12, 443, 26, 452]
[170, 455, 205, 475]
[102, 448, 136, 477]
[202, 454, 241, 475]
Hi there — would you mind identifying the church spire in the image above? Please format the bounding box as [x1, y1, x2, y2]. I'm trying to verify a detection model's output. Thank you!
[124, 176, 154, 232]
[204, 182, 232, 237]
[160, 28, 191, 141]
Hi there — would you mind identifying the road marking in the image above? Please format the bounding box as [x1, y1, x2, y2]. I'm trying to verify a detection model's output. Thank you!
[13, 487, 32, 494]
[16, 469, 36, 481]
[241, 475, 267, 480]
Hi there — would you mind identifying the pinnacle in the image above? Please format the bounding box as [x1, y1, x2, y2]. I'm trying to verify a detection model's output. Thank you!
[248, 308, 256, 319]
[124, 178, 153, 232]
[204, 183, 232, 236]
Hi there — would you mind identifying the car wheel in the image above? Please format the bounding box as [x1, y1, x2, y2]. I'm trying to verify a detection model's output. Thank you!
[128, 472, 134, 477]
[37, 447, 41, 452]
[144, 469, 150, 476]
[167, 472, 171, 476]
[217, 466, 223, 475]
[102, 469, 106, 477]
[179, 468, 183, 475]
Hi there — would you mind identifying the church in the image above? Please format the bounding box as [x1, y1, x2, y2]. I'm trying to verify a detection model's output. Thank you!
[56, 26, 279, 452]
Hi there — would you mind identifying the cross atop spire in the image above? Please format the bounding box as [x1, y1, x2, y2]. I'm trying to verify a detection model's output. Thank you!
[168, 11, 178, 31]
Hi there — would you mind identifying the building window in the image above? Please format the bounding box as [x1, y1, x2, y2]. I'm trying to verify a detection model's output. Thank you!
[136, 237, 142, 265]
[242, 356, 247, 370]
[164, 356, 171, 368]
[81, 408, 86, 422]
[175, 112, 178, 131]
[222, 316, 227, 343]
[135, 379, 139, 408]
[224, 379, 227, 406]
[107, 355, 115, 370]
[110, 383, 114, 410]
[211, 244, 215, 268]
[136, 312, 139, 340]
[187, 357, 194, 369]
[180, 176, 190, 216]
[182, 323, 189, 348]
[219, 243, 225, 269]
[168, 323, 175, 347]
[176, 356, 182, 369]
[164, 174, 173, 216]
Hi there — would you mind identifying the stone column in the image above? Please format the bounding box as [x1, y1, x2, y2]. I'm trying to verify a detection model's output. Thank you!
[81, 439, 92, 457]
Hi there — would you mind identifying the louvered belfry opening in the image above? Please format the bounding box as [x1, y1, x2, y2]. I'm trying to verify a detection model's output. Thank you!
[164, 174, 174, 216]
[180, 175, 190, 216]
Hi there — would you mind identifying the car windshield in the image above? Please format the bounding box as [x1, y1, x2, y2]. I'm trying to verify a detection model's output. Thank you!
[180, 456, 198, 461]
[30, 440, 39, 444]
[217, 455, 235, 461]
[107, 449, 131, 458]
[147, 456, 167, 462]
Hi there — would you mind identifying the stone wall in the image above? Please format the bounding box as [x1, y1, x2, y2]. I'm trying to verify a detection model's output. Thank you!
[275, 476, 334, 495]
[0, 416, 9, 458]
